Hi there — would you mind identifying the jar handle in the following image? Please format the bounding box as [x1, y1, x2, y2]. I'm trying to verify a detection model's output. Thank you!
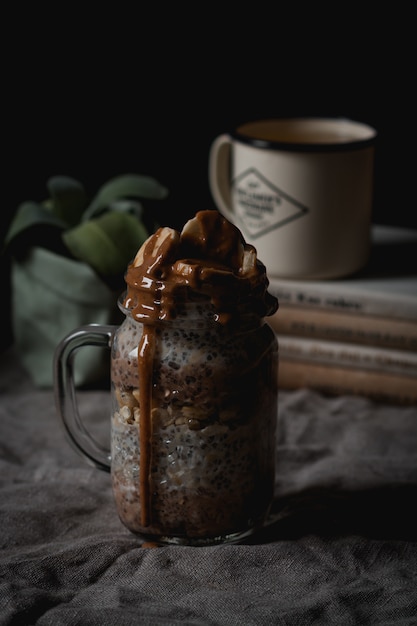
[53, 325, 115, 472]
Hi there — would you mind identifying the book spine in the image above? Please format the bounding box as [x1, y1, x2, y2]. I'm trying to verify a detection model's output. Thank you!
[277, 336, 417, 377]
[278, 358, 417, 405]
[267, 279, 417, 321]
[268, 306, 417, 351]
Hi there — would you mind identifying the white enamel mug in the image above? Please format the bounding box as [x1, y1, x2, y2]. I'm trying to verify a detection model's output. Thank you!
[208, 117, 377, 279]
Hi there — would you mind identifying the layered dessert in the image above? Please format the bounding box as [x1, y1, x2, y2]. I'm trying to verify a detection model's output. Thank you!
[110, 210, 278, 544]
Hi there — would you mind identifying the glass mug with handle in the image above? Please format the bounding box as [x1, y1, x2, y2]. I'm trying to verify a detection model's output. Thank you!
[54, 210, 279, 546]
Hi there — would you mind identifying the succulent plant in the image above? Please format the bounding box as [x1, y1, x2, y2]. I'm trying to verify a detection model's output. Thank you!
[4, 173, 169, 289]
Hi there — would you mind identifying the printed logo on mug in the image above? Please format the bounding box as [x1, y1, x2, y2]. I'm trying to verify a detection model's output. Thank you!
[208, 117, 377, 279]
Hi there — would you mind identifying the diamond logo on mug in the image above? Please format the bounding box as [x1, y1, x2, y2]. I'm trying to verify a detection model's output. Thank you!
[232, 167, 309, 239]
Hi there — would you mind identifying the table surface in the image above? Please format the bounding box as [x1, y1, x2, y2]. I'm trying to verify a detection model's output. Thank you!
[1, 346, 416, 625]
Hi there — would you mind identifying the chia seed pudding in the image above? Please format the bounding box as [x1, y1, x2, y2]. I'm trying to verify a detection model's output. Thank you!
[110, 210, 278, 545]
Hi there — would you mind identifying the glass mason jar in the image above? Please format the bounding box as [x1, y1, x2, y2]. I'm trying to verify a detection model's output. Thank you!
[54, 211, 279, 546]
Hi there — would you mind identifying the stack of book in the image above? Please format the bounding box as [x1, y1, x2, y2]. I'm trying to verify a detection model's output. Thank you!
[267, 224, 417, 405]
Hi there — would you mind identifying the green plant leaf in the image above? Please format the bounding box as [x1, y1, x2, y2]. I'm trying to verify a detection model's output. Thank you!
[4, 201, 67, 252]
[62, 211, 150, 277]
[46, 176, 87, 226]
[106, 198, 144, 218]
[82, 174, 169, 221]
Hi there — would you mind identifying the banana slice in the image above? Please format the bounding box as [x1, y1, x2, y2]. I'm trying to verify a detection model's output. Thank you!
[240, 246, 257, 275]
[181, 211, 245, 270]
[133, 227, 180, 270]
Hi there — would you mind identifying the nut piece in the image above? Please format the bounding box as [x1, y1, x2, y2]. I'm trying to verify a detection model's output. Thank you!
[115, 388, 139, 409]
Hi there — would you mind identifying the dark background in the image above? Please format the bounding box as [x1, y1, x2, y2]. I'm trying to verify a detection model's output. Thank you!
[2, 9, 415, 351]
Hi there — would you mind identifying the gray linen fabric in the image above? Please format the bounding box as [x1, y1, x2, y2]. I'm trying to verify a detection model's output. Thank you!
[1, 348, 416, 625]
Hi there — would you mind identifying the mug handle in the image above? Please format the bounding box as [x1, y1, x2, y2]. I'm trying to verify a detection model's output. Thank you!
[53, 324, 115, 472]
[208, 134, 235, 221]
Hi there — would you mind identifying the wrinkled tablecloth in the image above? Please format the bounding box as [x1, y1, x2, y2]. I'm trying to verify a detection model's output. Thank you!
[1, 347, 416, 625]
